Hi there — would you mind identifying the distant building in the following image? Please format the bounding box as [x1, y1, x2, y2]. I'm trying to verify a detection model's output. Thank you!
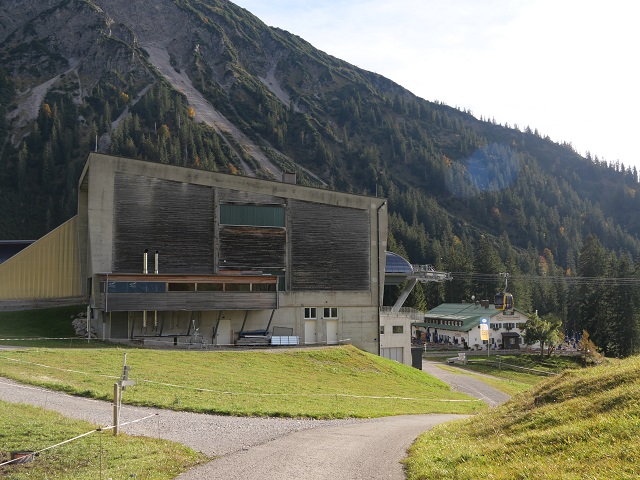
[415, 302, 533, 350]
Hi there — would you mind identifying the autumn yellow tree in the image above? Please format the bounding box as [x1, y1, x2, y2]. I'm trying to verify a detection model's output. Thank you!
[158, 124, 170, 138]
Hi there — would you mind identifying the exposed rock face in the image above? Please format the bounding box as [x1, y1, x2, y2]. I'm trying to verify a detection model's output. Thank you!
[1, 0, 288, 176]
[2, 1, 155, 138]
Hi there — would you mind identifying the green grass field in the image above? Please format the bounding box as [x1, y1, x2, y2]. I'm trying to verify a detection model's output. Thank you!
[404, 355, 640, 479]
[0, 345, 484, 418]
[430, 354, 583, 397]
[0, 306, 485, 418]
[0, 305, 113, 348]
[0, 400, 206, 479]
[5, 306, 638, 479]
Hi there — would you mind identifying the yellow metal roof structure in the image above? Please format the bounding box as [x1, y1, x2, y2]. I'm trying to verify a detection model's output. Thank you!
[0, 217, 82, 307]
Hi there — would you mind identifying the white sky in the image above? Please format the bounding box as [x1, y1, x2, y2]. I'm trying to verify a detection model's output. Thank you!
[232, 0, 640, 170]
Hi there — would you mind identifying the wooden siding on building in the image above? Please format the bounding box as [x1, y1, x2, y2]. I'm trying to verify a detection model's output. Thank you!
[113, 173, 215, 273]
[219, 226, 286, 269]
[218, 188, 285, 205]
[289, 201, 370, 291]
[100, 291, 277, 311]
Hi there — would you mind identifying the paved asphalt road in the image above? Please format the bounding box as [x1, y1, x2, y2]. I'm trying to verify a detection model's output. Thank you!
[0, 359, 508, 479]
[421, 359, 511, 407]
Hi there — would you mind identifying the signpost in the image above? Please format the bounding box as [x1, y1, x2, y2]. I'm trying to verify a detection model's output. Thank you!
[480, 317, 490, 358]
[113, 353, 135, 435]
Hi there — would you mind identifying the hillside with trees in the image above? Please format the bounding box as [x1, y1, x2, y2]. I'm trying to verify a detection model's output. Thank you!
[0, 0, 639, 356]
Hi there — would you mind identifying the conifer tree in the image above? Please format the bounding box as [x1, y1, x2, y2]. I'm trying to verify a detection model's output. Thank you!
[473, 236, 505, 301]
[577, 235, 609, 351]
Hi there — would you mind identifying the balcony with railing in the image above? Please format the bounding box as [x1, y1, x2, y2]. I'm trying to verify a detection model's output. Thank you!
[96, 273, 278, 312]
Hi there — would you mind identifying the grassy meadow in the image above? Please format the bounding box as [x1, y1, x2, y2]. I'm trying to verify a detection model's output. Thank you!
[0, 306, 483, 417]
[404, 355, 640, 479]
[6, 306, 640, 478]
[0, 345, 484, 418]
[0, 400, 206, 479]
[431, 354, 583, 397]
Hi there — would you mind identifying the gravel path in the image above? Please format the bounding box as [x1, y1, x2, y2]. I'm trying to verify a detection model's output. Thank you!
[0, 376, 470, 479]
[0, 377, 358, 457]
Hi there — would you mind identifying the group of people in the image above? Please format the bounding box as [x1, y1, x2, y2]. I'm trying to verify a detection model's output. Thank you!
[413, 328, 469, 349]
[413, 328, 439, 344]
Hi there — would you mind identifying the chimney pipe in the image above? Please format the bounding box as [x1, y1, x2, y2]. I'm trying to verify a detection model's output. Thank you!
[154, 250, 159, 274]
[143, 249, 148, 274]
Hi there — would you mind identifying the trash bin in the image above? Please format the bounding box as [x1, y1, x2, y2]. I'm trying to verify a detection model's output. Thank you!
[411, 347, 423, 369]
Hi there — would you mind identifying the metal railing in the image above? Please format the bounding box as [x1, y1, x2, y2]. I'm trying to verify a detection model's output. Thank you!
[380, 306, 424, 320]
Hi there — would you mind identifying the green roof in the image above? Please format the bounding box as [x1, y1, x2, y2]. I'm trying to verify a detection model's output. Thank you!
[414, 303, 503, 332]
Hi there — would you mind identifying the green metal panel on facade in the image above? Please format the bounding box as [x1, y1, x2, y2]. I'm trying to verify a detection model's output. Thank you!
[220, 204, 285, 227]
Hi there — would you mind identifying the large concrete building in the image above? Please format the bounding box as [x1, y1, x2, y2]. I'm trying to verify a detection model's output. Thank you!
[0, 153, 389, 354]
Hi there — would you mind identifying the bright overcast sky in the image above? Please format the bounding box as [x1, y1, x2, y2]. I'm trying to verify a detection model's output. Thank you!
[232, 0, 639, 170]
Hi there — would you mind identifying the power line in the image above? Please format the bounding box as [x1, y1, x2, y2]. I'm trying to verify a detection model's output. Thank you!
[449, 272, 640, 286]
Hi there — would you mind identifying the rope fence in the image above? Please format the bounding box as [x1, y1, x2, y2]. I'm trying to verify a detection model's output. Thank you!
[0, 356, 481, 403]
[0, 413, 158, 467]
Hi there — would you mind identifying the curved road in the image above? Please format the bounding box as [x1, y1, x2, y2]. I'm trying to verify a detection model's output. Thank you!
[421, 360, 511, 407]
[0, 359, 508, 479]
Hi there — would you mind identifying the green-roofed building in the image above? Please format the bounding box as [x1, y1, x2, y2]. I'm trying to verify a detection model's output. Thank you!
[413, 302, 533, 351]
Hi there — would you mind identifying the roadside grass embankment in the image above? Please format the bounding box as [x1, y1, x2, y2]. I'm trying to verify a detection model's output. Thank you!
[0, 345, 485, 418]
[404, 355, 640, 479]
[0, 307, 486, 418]
[0, 400, 206, 479]
[427, 354, 583, 397]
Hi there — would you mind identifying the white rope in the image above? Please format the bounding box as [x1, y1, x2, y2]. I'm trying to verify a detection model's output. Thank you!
[1, 357, 481, 403]
[0, 413, 158, 467]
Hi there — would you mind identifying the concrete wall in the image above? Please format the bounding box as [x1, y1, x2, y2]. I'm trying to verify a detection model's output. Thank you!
[81, 153, 387, 355]
[379, 313, 413, 365]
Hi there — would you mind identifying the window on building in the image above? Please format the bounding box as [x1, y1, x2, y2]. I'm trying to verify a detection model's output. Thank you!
[392, 325, 404, 334]
[220, 204, 285, 227]
[323, 307, 338, 318]
[252, 283, 277, 292]
[197, 283, 223, 292]
[225, 283, 251, 291]
[168, 283, 195, 291]
[304, 307, 317, 319]
[380, 326, 385, 335]
[106, 281, 166, 293]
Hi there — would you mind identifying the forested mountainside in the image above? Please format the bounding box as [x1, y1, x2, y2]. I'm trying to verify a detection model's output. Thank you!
[1, 0, 639, 355]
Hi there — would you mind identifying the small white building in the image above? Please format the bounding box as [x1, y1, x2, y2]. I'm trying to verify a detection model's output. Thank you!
[379, 252, 452, 366]
[379, 307, 422, 365]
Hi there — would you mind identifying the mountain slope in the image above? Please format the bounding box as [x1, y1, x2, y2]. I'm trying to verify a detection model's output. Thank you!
[1, 1, 640, 349]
